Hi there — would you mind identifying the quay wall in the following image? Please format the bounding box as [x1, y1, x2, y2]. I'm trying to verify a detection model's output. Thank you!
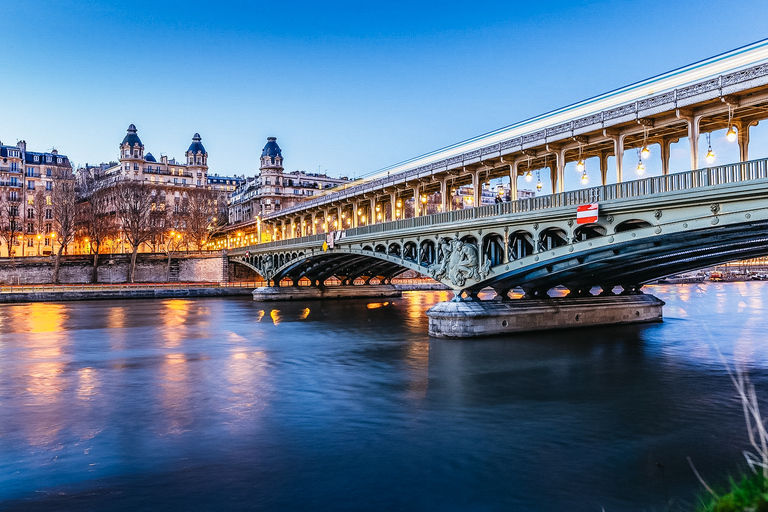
[0, 254, 234, 285]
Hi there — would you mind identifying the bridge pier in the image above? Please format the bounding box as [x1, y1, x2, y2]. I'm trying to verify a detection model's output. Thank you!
[426, 294, 664, 338]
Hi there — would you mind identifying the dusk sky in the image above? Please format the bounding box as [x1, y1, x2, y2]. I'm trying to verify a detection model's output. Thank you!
[3, 0, 767, 182]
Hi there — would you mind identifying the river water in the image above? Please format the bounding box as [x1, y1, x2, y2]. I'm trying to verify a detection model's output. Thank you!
[0, 283, 767, 511]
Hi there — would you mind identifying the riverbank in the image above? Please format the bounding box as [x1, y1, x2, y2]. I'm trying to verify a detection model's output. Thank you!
[0, 281, 447, 303]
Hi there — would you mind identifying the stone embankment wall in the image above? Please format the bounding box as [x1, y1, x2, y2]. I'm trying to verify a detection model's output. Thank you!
[0, 253, 232, 284]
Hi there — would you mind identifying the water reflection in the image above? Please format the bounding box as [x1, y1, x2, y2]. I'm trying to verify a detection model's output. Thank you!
[2, 285, 768, 511]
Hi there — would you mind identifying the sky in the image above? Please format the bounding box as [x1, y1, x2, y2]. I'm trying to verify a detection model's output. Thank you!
[2, 0, 767, 183]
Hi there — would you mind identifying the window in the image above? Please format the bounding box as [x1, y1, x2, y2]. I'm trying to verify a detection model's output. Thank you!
[9, 206, 18, 217]
[182, 179, 186, 185]
[10, 163, 18, 172]
[46, 156, 52, 163]
[124, 164, 129, 170]
[9, 191, 17, 201]
[26, 223, 34, 234]
[34, 156, 39, 162]
[45, 209, 52, 219]
[45, 182, 52, 191]
[46, 168, 51, 177]
[9, 177, 18, 186]
[27, 238, 33, 247]
[197, 180, 201, 186]
[26, 167, 34, 177]
[174, 178, 178, 184]
[44, 238, 50, 246]
[133, 164, 139, 170]
[57, 158, 62, 164]
[27, 181, 34, 190]
[45, 223, 51, 234]
[27, 208, 34, 218]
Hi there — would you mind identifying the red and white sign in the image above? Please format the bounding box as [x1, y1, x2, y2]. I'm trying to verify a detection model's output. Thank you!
[576, 203, 599, 224]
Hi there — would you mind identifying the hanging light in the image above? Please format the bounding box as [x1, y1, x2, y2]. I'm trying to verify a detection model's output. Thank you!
[705, 132, 715, 164]
[640, 126, 650, 159]
[525, 170, 533, 182]
[576, 159, 585, 172]
[635, 149, 644, 175]
[580, 170, 588, 185]
[536, 179, 543, 192]
[726, 105, 737, 143]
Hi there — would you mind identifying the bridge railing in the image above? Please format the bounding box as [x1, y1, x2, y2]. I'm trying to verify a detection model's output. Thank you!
[239, 158, 768, 253]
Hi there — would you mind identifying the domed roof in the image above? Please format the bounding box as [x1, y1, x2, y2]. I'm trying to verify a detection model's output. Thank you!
[145, 152, 157, 162]
[121, 124, 142, 147]
[261, 137, 282, 158]
[187, 133, 206, 154]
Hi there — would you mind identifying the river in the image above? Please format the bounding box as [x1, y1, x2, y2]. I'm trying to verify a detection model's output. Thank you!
[0, 283, 767, 511]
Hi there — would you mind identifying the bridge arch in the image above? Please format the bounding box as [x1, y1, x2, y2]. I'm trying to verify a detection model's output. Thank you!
[403, 241, 418, 262]
[574, 223, 607, 241]
[482, 233, 505, 268]
[508, 230, 534, 261]
[420, 240, 436, 266]
[388, 242, 401, 257]
[615, 219, 652, 233]
[538, 227, 568, 251]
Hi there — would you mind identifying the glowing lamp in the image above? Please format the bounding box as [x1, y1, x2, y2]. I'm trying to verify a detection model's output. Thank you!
[641, 146, 650, 159]
[706, 147, 715, 164]
[580, 171, 588, 185]
[576, 160, 585, 172]
[525, 171, 532, 182]
[636, 161, 645, 175]
[726, 126, 737, 143]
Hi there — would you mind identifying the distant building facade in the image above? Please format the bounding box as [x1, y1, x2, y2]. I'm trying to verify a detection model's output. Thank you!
[228, 137, 350, 224]
[0, 140, 71, 257]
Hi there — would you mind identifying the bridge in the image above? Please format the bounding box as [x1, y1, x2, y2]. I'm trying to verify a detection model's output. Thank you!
[226, 40, 768, 337]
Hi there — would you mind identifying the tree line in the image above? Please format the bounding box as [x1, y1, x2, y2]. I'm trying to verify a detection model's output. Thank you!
[0, 169, 229, 283]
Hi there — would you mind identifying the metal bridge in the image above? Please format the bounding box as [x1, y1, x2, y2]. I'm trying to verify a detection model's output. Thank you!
[225, 41, 768, 302]
[229, 158, 768, 299]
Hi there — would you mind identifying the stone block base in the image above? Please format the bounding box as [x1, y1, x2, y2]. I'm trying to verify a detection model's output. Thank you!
[253, 285, 402, 302]
[426, 294, 665, 338]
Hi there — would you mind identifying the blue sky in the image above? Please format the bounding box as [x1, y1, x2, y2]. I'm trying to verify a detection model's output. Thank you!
[2, 0, 767, 182]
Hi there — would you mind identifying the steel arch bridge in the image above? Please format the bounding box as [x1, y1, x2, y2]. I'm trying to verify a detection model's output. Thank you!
[229, 159, 768, 300]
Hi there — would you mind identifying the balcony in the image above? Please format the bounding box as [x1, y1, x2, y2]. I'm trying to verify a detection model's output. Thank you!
[0, 167, 22, 173]
[0, 181, 21, 188]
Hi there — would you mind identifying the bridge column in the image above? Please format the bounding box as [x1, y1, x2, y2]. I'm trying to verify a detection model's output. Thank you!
[472, 172, 481, 208]
[599, 150, 609, 186]
[555, 148, 566, 193]
[389, 192, 396, 220]
[280, 223, 286, 241]
[369, 198, 376, 224]
[413, 185, 422, 217]
[660, 138, 672, 176]
[736, 120, 755, 162]
[336, 206, 342, 230]
[605, 131, 625, 183]
[676, 110, 702, 170]
[440, 180, 449, 212]
[508, 164, 517, 201]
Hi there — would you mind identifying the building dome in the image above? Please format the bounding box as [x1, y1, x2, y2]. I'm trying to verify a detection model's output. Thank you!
[187, 133, 206, 154]
[122, 124, 142, 147]
[261, 137, 282, 158]
[145, 152, 157, 162]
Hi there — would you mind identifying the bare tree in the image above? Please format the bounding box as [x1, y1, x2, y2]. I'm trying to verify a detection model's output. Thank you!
[33, 189, 48, 256]
[76, 187, 117, 283]
[114, 180, 155, 282]
[181, 188, 227, 251]
[0, 188, 22, 259]
[51, 170, 78, 284]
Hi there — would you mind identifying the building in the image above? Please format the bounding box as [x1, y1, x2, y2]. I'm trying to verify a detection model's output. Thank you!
[228, 137, 350, 224]
[0, 140, 72, 257]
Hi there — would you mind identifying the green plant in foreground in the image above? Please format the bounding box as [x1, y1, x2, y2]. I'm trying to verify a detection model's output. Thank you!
[696, 472, 768, 511]
[694, 357, 768, 511]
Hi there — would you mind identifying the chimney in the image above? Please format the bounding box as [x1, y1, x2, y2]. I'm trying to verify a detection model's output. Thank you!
[51, 148, 58, 155]
[17, 140, 26, 154]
